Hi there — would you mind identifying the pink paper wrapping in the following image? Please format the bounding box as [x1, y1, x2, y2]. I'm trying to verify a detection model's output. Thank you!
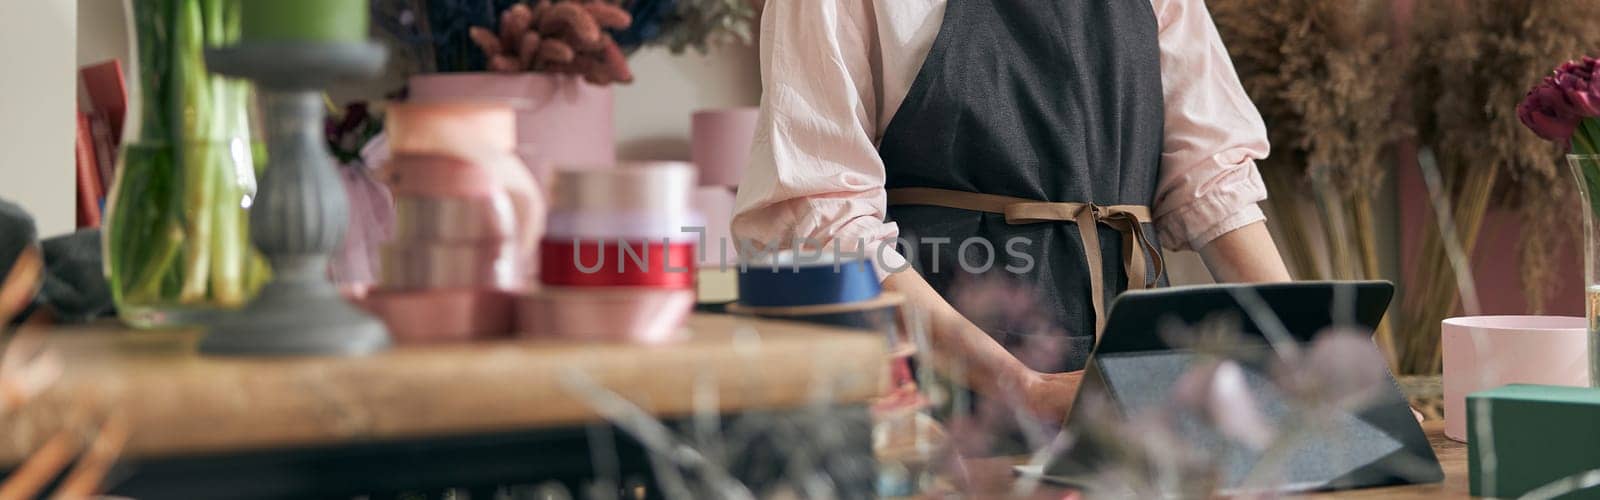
[360, 289, 515, 343]
[691, 186, 737, 268]
[1441, 315, 1591, 442]
[516, 287, 695, 344]
[329, 161, 395, 291]
[408, 73, 615, 187]
[691, 108, 759, 187]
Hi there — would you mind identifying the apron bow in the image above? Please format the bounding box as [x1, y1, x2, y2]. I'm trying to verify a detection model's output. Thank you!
[888, 187, 1165, 338]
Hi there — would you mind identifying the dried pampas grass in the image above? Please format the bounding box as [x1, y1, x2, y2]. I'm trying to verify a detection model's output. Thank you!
[1402, 0, 1600, 374]
[1210, 0, 1407, 365]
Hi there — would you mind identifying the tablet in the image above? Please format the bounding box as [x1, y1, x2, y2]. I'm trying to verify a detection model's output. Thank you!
[1028, 281, 1443, 494]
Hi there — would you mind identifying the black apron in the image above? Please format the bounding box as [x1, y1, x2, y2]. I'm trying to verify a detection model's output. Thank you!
[879, 0, 1167, 375]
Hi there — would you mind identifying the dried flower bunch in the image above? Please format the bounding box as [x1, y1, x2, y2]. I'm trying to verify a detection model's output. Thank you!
[1212, 0, 1403, 197]
[1210, 0, 1407, 369]
[468, 0, 636, 84]
[1400, 0, 1600, 374]
[648, 0, 758, 55]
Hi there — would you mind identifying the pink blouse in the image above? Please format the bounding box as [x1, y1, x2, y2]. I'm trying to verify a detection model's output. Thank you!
[731, 0, 1270, 273]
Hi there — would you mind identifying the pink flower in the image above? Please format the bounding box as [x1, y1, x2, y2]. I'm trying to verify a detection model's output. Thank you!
[1172, 359, 1275, 450]
[1273, 329, 1389, 412]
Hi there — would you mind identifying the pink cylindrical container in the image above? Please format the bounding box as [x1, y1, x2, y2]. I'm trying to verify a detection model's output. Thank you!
[691, 108, 759, 187]
[1442, 315, 1591, 442]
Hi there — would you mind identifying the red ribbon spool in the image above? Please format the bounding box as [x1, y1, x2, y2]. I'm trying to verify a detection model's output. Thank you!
[539, 239, 697, 288]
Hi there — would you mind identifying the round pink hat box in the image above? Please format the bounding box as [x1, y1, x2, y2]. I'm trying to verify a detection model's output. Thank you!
[1441, 315, 1591, 442]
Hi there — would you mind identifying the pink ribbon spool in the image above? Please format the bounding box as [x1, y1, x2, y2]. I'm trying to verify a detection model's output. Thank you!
[551, 162, 698, 214]
[378, 243, 525, 291]
[516, 287, 696, 344]
[392, 195, 518, 243]
[1441, 315, 1591, 442]
[360, 289, 516, 343]
[691, 108, 759, 187]
[544, 210, 705, 242]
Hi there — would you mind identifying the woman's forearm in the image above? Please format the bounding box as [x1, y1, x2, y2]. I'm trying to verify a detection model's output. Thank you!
[882, 271, 1034, 398]
[1196, 221, 1292, 283]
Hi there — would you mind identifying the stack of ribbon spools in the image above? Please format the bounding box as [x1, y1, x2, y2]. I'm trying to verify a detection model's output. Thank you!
[689, 107, 758, 308]
[363, 101, 543, 342]
[727, 251, 932, 493]
[520, 163, 700, 343]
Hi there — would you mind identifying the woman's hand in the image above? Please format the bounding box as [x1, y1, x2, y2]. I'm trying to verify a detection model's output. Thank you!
[1018, 370, 1085, 423]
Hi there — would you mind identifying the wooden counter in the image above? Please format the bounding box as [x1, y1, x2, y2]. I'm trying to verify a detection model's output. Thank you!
[959, 421, 1470, 499]
[0, 313, 885, 467]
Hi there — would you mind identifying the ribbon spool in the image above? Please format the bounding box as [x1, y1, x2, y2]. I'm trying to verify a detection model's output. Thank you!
[359, 289, 515, 343]
[732, 253, 900, 331]
[551, 162, 697, 213]
[544, 211, 705, 242]
[737, 255, 881, 307]
[517, 287, 695, 344]
[392, 195, 517, 242]
[379, 243, 525, 290]
[729, 292, 906, 332]
[538, 239, 697, 288]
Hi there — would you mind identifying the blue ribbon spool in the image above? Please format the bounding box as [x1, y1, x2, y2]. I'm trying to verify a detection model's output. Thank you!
[737, 253, 881, 307]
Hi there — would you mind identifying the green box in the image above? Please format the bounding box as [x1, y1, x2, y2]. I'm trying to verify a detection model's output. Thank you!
[1467, 384, 1600, 499]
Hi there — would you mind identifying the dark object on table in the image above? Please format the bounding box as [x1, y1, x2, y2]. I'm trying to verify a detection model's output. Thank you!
[1042, 281, 1443, 493]
[0, 198, 36, 278]
[0, 199, 116, 324]
[0, 198, 41, 325]
[1468, 384, 1600, 499]
[38, 230, 114, 323]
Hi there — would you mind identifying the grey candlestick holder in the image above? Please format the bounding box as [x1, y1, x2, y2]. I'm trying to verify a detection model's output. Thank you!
[199, 42, 391, 356]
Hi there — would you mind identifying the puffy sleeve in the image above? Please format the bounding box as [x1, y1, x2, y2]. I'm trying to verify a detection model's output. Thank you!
[730, 0, 907, 274]
[1149, 0, 1273, 251]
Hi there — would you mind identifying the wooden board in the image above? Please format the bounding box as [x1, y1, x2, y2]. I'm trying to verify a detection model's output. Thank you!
[0, 314, 886, 466]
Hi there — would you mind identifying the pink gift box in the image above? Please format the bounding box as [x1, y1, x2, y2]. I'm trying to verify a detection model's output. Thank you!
[1441, 315, 1591, 442]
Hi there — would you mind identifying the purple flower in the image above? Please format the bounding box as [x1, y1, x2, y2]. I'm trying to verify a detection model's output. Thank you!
[1555, 60, 1600, 117]
[1519, 56, 1600, 145]
[1519, 80, 1581, 142]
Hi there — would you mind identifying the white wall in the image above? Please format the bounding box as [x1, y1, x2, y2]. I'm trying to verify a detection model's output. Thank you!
[0, 0, 78, 237]
[612, 45, 762, 161]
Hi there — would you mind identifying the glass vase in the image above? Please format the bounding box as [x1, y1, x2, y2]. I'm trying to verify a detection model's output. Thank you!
[103, 0, 268, 328]
[1569, 154, 1600, 386]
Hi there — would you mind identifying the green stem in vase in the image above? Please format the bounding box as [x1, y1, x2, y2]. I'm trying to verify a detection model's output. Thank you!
[1574, 119, 1600, 223]
[173, 0, 216, 303]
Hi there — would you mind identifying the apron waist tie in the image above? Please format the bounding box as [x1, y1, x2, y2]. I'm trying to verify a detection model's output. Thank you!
[886, 187, 1165, 338]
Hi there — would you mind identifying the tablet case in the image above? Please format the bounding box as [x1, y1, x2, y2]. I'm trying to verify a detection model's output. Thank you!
[1040, 281, 1443, 493]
